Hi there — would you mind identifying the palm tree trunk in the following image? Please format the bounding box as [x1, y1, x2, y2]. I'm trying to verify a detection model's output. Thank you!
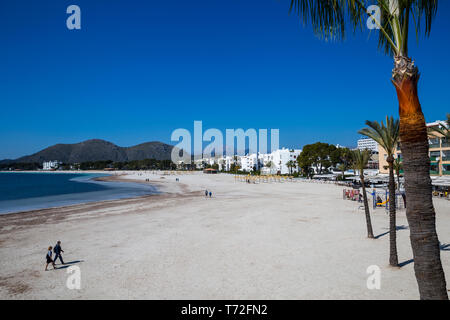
[392, 56, 448, 299]
[361, 175, 374, 239]
[387, 159, 398, 267]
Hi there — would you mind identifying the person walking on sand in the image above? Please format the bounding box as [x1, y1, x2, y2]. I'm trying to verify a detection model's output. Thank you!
[45, 246, 56, 271]
[205, 189, 208, 198]
[53, 241, 65, 265]
[209, 191, 212, 198]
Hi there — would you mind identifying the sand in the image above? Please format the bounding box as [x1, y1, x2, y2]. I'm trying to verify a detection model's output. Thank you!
[0, 171, 448, 299]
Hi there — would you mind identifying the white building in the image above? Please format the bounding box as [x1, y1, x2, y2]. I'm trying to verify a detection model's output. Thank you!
[239, 154, 259, 172]
[43, 160, 61, 170]
[357, 138, 378, 152]
[218, 156, 235, 171]
[269, 148, 301, 174]
[201, 148, 301, 174]
[230, 148, 302, 174]
[258, 153, 275, 174]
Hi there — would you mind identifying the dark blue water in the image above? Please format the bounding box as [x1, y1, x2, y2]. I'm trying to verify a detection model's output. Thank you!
[0, 172, 159, 214]
[0, 173, 108, 201]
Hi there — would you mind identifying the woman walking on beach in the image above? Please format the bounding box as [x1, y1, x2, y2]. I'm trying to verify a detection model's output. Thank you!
[45, 246, 56, 271]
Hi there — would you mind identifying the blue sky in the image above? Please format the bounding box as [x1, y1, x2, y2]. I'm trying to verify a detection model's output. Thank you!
[1, 0, 449, 159]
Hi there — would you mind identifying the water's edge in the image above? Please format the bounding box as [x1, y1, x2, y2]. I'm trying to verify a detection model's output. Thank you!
[0, 173, 160, 215]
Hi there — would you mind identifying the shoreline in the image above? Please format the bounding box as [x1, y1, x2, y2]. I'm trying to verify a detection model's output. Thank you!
[0, 172, 163, 216]
[0, 174, 197, 234]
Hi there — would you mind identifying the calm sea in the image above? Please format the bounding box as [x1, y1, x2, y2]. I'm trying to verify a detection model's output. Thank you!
[0, 172, 158, 214]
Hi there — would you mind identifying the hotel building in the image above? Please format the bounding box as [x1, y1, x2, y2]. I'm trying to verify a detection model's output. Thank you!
[204, 148, 301, 174]
[357, 138, 378, 152]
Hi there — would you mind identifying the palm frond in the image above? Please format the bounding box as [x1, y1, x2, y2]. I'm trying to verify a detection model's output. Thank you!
[393, 157, 402, 173]
[352, 148, 371, 171]
[358, 116, 399, 157]
[289, 0, 348, 41]
[288, 0, 439, 57]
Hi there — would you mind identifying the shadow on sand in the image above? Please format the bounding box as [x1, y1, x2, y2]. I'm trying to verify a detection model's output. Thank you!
[397, 243, 449, 268]
[398, 259, 414, 267]
[374, 225, 409, 239]
[55, 260, 84, 270]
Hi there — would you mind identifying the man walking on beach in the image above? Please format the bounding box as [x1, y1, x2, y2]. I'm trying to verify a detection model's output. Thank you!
[53, 241, 65, 265]
[205, 189, 208, 198]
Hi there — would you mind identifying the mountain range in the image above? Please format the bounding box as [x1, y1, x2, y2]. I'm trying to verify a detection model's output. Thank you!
[0, 139, 175, 164]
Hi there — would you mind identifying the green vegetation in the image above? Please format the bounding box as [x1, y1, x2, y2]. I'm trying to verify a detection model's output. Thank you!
[0, 159, 177, 171]
[393, 157, 403, 190]
[296, 142, 352, 178]
[0, 162, 42, 170]
[286, 160, 296, 175]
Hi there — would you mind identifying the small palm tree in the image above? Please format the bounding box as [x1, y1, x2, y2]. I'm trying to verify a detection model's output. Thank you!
[393, 157, 403, 191]
[337, 163, 348, 180]
[352, 149, 374, 239]
[286, 160, 296, 175]
[359, 116, 400, 267]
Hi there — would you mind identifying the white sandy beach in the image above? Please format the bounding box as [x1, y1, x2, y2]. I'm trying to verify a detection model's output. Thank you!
[0, 171, 449, 299]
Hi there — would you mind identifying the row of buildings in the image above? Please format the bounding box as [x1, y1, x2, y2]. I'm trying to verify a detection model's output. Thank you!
[188, 148, 302, 175]
[357, 119, 449, 176]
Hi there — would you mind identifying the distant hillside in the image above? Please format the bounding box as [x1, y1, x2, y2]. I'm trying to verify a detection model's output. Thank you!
[5, 139, 175, 164]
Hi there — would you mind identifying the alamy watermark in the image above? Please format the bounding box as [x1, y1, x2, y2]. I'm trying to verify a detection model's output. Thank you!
[66, 5, 81, 30]
[65, 4, 380, 31]
[367, 5, 381, 30]
[63, 5, 381, 32]
[66, 265, 81, 290]
[366, 265, 381, 290]
[170, 121, 279, 163]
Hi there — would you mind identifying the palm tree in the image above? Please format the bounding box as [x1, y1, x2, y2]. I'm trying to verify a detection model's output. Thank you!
[393, 157, 403, 190]
[286, 160, 296, 175]
[337, 163, 347, 180]
[335, 147, 352, 180]
[359, 116, 399, 267]
[352, 149, 374, 239]
[288, 0, 447, 299]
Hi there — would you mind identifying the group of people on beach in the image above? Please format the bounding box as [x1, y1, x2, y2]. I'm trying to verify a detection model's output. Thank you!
[205, 189, 212, 198]
[45, 240, 65, 271]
